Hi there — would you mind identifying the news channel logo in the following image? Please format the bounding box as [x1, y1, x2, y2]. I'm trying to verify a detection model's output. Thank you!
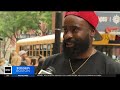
[4, 66, 12, 74]
[12, 66, 35, 77]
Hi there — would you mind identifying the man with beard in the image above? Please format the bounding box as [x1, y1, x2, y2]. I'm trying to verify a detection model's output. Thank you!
[40, 11, 120, 75]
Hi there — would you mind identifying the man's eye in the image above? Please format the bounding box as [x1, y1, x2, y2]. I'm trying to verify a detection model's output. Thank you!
[64, 30, 68, 33]
[63, 28, 68, 33]
[72, 27, 80, 32]
[62, 26, 81, 33]
[62, 26, 67, 32]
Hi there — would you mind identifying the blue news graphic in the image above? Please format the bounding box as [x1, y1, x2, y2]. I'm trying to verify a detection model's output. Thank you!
[12, 66, 35, 77]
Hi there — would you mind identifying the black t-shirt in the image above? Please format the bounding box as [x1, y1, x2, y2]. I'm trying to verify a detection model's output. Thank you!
[41, 51, 120, 75]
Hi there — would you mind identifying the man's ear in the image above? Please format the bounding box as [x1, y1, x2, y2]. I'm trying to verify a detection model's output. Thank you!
[90, 29, 95, 37]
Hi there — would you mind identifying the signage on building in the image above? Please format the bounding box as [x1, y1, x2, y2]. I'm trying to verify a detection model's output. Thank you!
[95, 11, 120, 32]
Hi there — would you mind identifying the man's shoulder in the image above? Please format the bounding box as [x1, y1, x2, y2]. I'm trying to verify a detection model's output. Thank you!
[94, 50, 112, 61]
[45, 53, 63, 61]
[42, 53, 64, 69]
[96, 51, 120, 74]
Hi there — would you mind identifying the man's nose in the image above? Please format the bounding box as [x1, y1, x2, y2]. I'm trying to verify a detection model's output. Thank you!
[64, 31, 73, 39]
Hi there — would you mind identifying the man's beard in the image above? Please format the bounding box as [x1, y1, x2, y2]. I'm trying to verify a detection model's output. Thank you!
[62, 35, 90, 59]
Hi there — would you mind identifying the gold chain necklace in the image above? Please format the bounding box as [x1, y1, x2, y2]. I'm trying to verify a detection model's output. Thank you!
[69, 49, 96, 74]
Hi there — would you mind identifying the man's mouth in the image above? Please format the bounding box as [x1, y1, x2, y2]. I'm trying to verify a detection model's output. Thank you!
[66, 42, 74, 47]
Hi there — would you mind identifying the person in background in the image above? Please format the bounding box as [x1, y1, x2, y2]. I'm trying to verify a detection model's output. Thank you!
[9, 50, 18, 64]
[35, 55, 45, 74]
[11, 55, 21, 66]
[18, 50, 31, 66]
[0, 58, 8, 74]
[31, 57, 39, 74]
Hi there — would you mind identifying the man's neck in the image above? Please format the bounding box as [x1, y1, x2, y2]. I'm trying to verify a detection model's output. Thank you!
[76, 47, 96, 59]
